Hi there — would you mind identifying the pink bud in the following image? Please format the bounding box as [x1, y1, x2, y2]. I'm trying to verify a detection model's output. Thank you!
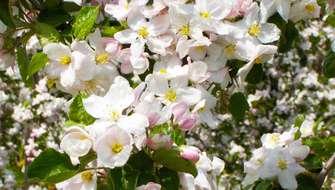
[147, 134, 172, 150]
[144, 182, 161, 190]
[172, 102, 188, 122]
[179, 116, 197, 131]
[180, 146, 200, 163]
[148, 113, 160, 128]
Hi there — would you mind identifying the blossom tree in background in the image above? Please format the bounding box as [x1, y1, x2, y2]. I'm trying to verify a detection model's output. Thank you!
[0, 0, 334, 190]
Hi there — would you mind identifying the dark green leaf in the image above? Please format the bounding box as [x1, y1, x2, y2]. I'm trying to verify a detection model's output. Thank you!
[158, 167, 179, 190]
[16, 47, 33, 86]
[296, 174, 318, 190]
[73, 6, 99, 40]
[255, 180, 272, 190]
[0, 0, 14, 27]
[68, 94, 96, 125]
[42, 0, 61, 10]
[27, 148, 78, 183]
[27, 52, 48, 79]
[228, 92, 249, 121]
[326, 12, 335, 27]
[38, 9, 72, 27]
[323, 52, 335, 78]
[152, 148, 198, 177]
[246, 64, 264, 84]
[33, 22, 60, 45]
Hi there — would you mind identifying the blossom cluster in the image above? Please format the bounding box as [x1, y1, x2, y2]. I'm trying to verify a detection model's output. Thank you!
[0, 0, 331, 189]
[243, 129, 310, 189]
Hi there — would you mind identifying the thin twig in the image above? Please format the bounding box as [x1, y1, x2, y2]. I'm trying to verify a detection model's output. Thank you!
[318, 153, 335, 189]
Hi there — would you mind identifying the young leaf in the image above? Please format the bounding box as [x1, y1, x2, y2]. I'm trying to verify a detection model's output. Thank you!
[72, 6, 99, 40]
[27, 148, 78, 183]
[68, 94, 96, 125]
[27, 52, 48, 79]
[152, 148, 198, 177]
[228, 92, 250, 121]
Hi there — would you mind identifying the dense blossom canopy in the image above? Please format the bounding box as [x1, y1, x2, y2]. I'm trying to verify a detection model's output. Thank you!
[0, 0, 334, 190]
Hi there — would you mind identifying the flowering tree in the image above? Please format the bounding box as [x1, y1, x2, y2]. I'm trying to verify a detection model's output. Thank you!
[0, 0, 335, 189]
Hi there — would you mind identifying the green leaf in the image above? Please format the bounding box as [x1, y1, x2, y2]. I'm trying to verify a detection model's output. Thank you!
[0, 0, 14, 27]
[27, 52, 48, 79]
[16, 47, 33, 86]
[101, 26, 124, 37]
[68, 94, 96, 125]
[152, 148, 198, 177]
[33, 22, 60, 45]
[326, 12, 335, 27]
[42, 0, 61, 10]
[246, 64, 264, 84]
[108, 166, 140, 190]
[296, 174, 318, 190]
[294, 114, 305, 128]
[323, 51, 335, 78]
[38, 9, 72, 27]
[228, 92, 249, 121]
[27, 148, 78, 183]
[255, 180, 272, 190]
[73, 6, 99, 40]
[158, 167, 180, 190]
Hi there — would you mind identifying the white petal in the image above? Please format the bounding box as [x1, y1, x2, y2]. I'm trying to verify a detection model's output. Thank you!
[278, 172, 298, 190]
[105, 76, 135, 110]
[258, 23, 280, 43]
[83, 95, 110, 119]
[43, 43, 71, 61]
[115, 29, 138, 44]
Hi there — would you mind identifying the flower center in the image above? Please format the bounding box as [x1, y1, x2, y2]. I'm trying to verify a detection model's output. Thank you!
[200, 12, 210, 19]
[138, 26, 149, 38]
[159, 68, 167, 74]
[305, 3, 316, 14]
[255, 57, 262, 64]
[111, 111, 120, 121]
[81, 171, 93, 182]
[224, 44, 236, 58]
[111, 143, 123, 153]
[248, 23, 261, 37]
[124, 2, 129, 10]
[165, 89, 177, 102]
[96, 53, 109, 64]
[59, 55, 71, 65]
[277, 159, 288, 170]
[180, 25, 190, 36]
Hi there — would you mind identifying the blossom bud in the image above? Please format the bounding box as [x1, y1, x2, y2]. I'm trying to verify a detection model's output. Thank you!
[180, 146, 200, 163]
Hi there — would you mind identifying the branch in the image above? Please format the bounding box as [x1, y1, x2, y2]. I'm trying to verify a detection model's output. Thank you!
[318, 153, 335, 189]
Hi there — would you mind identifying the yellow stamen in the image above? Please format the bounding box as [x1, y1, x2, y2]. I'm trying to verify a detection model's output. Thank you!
[111, 111, 120, 121]
[248, 23, 261, 37]
[200, 12, 210, 19]
[224, 44, 236, 58]
[111, 143, 123, 153]
[305, 3, 316, 14]
[165, 89, 177, 102]
[159, 68, 167, 74]
[180, 25, 190, 36]
[277, 159, 288, 170]
[81, 171, 93, 182]
[96, 53, 109, 64]
[138, 26, 149, 38]
[255, 57, 262, 64]
[59, 55, 71, 65]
